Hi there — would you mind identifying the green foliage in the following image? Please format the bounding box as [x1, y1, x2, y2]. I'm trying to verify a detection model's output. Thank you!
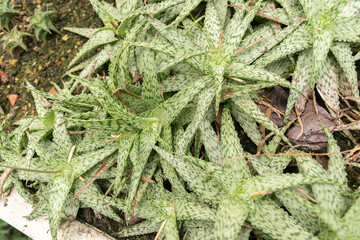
[29, 8, 59, 41]
[0, 0, 19, 31]
[0, 219, 30, 240]
[1, 26, 31, 56]
[255, 0, 360, 118]
[1, 1, 360, 240]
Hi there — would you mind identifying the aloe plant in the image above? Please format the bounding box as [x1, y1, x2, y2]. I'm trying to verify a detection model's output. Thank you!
[1, 26, 31, 56]
[154, 107, 345, 240]
[0, 0, 19, 31]
[121, 0, 309, 150]
[255, 0, 360, 118]
[279, 127, 359, 239]
[0, 92, 122, 239]
[29, 8, 59, 41]
[64, 0, 185, 80]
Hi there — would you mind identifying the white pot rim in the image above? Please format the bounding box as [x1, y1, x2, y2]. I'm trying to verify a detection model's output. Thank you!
[0, 188, 115, 240]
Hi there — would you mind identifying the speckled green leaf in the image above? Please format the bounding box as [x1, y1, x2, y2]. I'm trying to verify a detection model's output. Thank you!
[157, 50, 205, 74]
[170, 0, 202, 27]
[177, 87, 215, 154]
[68, 28, 118, 67]
[89, 0, 118, 30]
[76, 130, 112, 153]
[284, 49, 312, 121]
[235, 24, 274, 64]
[230, 99, 262, 146]
[145, 16, 208, 73]
[258, 4, 292, 25]
[221, 106, 250, 182]
[8, 118, 32, 154]
[28, 133, 64, 170]
[176, 198, 216, 221]
[311, 28, 333, 91]
[213, 197, 249, 240]
[222, 0, 263, 62]
[227, 60, 295, 91]
[68, 74, 152, 129]
[322, 127, 347, 186]
[281, 189, 343, 234]
[276, 0, 304, 20]
[73, 179, 122, 222]
[199, 119, 221, 164]
[331, 42, 359, 98]
[254, 24, 312, 67]
[120, 220, 161, 237]
[70, 43, 120, 79]
[204, 1, 222, 48]
[296, 153, 346, 216]
[64, 27, 99, 38]
[232, 96, 291, 146]
[113, 134, 136, 196]
[65, 118, 137, 133]
[48, 169, 74, 240]
[316, 55, 340, 115]
[182, 221, 214, 240]
[182, 18, 207, 48]
[126, 123, 160, 215]
[298, 0, 326, 22]
[141, 49, 163, 110]
[159, 126, 188, 198]
[154, 146, 223, 205]
[248, 198, 315, 240]
[276, 189, 320, 233]
[333, 16, 360, 42]
[109, 19, 148, 89]
[71, 145, 118, 177]
[341, 196, 360, 238]
[243, 173, 342, 195]
[26, 81, 99, 109]
[150, 76, 211, 127]
[52, 113, 72, 159]
[162, 71, 202, 93]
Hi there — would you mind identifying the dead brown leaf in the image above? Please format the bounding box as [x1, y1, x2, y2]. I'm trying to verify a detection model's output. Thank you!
[287, 101, 336, 151]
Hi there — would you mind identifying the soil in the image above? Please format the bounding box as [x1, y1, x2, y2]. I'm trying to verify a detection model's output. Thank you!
[0, 0, 102, 132]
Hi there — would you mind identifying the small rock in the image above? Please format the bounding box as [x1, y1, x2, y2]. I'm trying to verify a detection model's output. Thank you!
[49, 87, 58, 94]
[62, 34, 69, 41]
[1, 73, 9, 84]
[7, 94, 20, 106]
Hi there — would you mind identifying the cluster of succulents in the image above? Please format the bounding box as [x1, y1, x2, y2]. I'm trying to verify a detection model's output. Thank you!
[1, 0, 360, 240]
[1, 2, 58, 56]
